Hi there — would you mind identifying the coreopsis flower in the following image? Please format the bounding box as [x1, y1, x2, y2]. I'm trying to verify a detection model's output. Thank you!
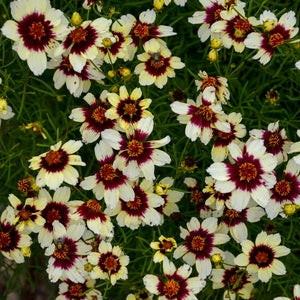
[55, 17, 112, 73]
[69, 91, 116, 144]
[250, 121, 291, 165]
[195, 70, 230, 104]
[105, 179, 164, 230]
[0, 206, 32, 263]
[288, 130, 300, 168]
[274, 284, 300, 300]
[29, 140, 85, 190]
[83, 0, 103, 12]
[134, 39, 185, 89]
[105, 85, 153, 131]
[143, 258, 206, 299]
[214, 205, 265, 243]
[184, 177, 212, 218]
[45, 221, 91, 283]
[210, 251, 258, 300]
[126, 290, 153, 300]
[80, 140, 134, 208]
[244, 11, 299, 65]
[102, 117, 171, 181]
[265, 160, 300, 219]
[71, 199, 114, 237]
[0, 98, 15, 126]
[8, 193, 46, 232]
[207, 139, 277, 211]
[211, 112, 246, 162]
[180, 156, 197, 172]
[173, 217, 230, 278]
[49, 55, 105, 98]
[150, 236, 177, 263]
[211, 8, 260, 52]
[234, 231, 290, 282]
[128, 9, 176, 58]
[170, 88, 230, 145]
[1, 0, 69, 76]
[37, 187, 78, 248]
[98, 15, 133, 64]
[56, 279, 102, 300]
[88, 241, 129, 285]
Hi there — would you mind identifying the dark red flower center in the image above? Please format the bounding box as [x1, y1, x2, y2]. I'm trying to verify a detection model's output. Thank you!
[99, 164, 117, 181]
[150, 53, 165, 69]
[46, 209, 61, 223]
[233, 18, 252, 38]
[0, 232, 11, 249]
[162, 240, 173, 250]
[17, 178, 31, 193]
[163, 279, 180, 298]
[275, 180, 291, 196]
[127, 140, 144, 157]
[124, 103, 137, 116]
[18, 208, 32, 221]
[126, 196, 142, 210]
[197, 105, 214, 121]
[201, 76, 217, 91]
[255, 251, 269, 264]
[92, 106, 107, 123]
[104, 256, 118, 271]
[86, 199, 102, 213]
[239, 162, 257, 181]
[68, 283, 84, 296]
[70, 27, 87, 43]
[45, 150, 64, 166]
[269, 33, 284, 48]
[214, 9, 223, 21]
[61, 56, 74, 71]
[29, 21, 46, 40]
[225, 209, 239, 219]
[134, 24, 149, 39]
[191, 190, 204, 204]
[54, 242, 70, 260]
[267, 133, 280, 147]
[191, 236, 206, 251]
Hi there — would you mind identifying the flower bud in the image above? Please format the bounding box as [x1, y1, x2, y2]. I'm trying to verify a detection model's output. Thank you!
[283, 204, 296, 216]
[155, 183, 168, 195]
[211, 38, 222, 49]
[71, 12, 83, 26]
[208, 49, 218, 62]
[263, 19, 276, 32]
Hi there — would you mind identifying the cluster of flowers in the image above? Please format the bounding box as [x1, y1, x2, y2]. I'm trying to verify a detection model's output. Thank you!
[0, 0, 300, 299]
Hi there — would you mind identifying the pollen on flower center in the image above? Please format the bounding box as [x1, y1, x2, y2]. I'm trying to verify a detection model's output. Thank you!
[150, 53, 165, 69]
[54, 243, 69, 260]
[255, 251, 269, 264]
[126, 195, 142, 210]
[61, 56, 73, 71]
[70, 27, 87, 43]
[162, 240, 173, 250]
[191, 190, 204, 204]
[99, 164, 117, 181]
[18, 208, 32, 221]
[29, 21, 46, 40]
[92, 106, 107, 123]
[45, 150, 63, 166]
[214, 9, 222, 21]
[46, 209, 61, 223]
[239, 162, 257, 181]
[226, 209, 239, 219]
[68, 283, 84, 297]
[127, 140, 144, 157]
[124, 103, 137, 116]
[200, 77, 217, 91]
[191, 236, 206, 251]
[86, 199, 102, 213]
[267, 133, 280, 147]
[197, 105, 214, 121]
[134, 24, 149, 39]
[275, 180, 291, 196]
[218, 130, 234, 140]
[229, 273, 244, 289]
[233, 18, 252, 38]
[0, 232, 11, 249]
[163, 279, 180, 298]
[269, 33, 284, 48]
[104, 256, 118, 271]
[17, 178, 31, 193]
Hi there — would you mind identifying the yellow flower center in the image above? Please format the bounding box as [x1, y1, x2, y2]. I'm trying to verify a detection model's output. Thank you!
[29, 21, 46, 40]
[191, 236, 206, 251]
[255, 251, 269, 264]
[45, 150, 63, 166]
[233, 18, 252, 38]
[92, 106, 107, 123]
[0, 232, 11, 249]
[99, 164, 117, 181]
[126, 195, 142, 210]
[225, 209, 239, 219]
[86, 199, 102, 213]
[134, 24, 149, 39]
[239, 162, 257, 181]
[68, 283, 84, 297]
[197, 105, 214, 121]
[124, 103, 137, 116]
[104, 256, 118, 271]
[70, 27, 87, 43]
[163, 279, 180, 298]
[127, 140, 144, 157]
[162, 240, 174, 251]
[269, 33, 284, 48]
[275, 180, 291, 196]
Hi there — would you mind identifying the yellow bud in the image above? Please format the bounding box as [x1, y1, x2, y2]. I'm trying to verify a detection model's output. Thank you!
[71, 12, 83, 26]
[56, 95, 64, 102]
[155, 183, 169, 195]
[21, 247, 31, 257]
[263, 19, 276, 32]
[208, 49, 218, 62]
[0, 98, 8, 114]
[283, 204, 296, 216]
[102, 37, 113, 48]
[111, 85, 119, 93]
[154, 0, 164, 11]
[84, 263, 93, 272]
[108, 70, 116, 78]
[119, 67, 131, 77]
[211, 38, 222, 49]
[211, 253, 222, 263]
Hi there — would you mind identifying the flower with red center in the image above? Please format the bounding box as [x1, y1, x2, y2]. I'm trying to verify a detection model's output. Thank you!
[69, 91, 116, 144]
[97, 15, 133, 64]
[37, 187, 79, 248]
[173, 217, 230, 278]
[105, 179, 164, 230]
[88, 241, 129, 285]
[207, 139, 277, 211]
[244, 11, 299, 65]
[83, 0, 103, 11]
[105, 85, 153, 131]
[1, 0, 69, 75]
[143, 258, 206, 300]
[0, 206, 32, 263]
[80, 140, 135, 209]
[29, 140, 85, 190]
[265, 161, 300, 219]
[45, 221, 91, 283]
[211, 251, 258, 300]
[49, 55, 105, 98]
[150, 236, 177, 263]
[234, 231, 290, 282]
[57, 279, 102, 300]
[102, 117, 171, 181]
[250, 121, 291, 165]
[55, 17, 112, 73]
[274, 284, 300, 300]
[171, 88, 230, 145]
[8, 193, 46, 232]
[134, 39, 185, 89]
